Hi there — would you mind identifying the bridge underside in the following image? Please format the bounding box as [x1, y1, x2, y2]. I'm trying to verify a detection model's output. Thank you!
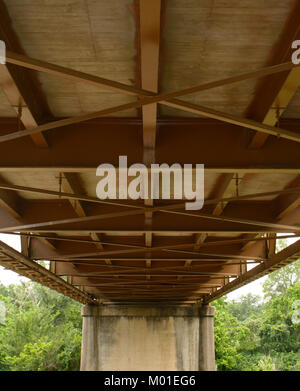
[0, 0, 299, 309]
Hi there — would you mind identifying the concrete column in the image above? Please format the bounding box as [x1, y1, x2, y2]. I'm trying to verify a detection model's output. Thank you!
[199, 305, 216, 371]
[80, 304, 216, 371]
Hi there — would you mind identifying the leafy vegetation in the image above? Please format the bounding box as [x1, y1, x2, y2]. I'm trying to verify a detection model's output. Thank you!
[214, 240, 300, 371]
[0, 283, 82, 371]
[0, 239, 299, 371]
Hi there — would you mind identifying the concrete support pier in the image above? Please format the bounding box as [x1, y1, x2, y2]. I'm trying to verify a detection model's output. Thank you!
[80, 304, 216, 371]
[198, 305, 216, 371]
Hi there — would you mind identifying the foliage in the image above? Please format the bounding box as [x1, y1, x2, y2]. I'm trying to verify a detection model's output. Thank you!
[0, 282, 81, 371]
[263, 239, 300, 300]
[214, 297, 251, 370]
[214, 241, 300, 371]
[227, 293, 262, 321]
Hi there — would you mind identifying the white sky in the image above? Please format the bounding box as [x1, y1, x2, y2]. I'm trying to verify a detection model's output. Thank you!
[0, 233, 298, 300]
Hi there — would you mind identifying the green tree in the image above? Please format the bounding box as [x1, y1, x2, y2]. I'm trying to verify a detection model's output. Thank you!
[263, 239, 300, 300]
[227, 293, 262, 321]
[0, 281, 82, 371]
[214, 243, 300, 371]
[214, 297, 251, 370]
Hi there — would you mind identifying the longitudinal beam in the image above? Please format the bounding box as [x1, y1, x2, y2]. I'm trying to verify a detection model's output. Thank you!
[0, 240, 96, 304]
[139, 0, 160, 151]
[203, 239, 300, 303]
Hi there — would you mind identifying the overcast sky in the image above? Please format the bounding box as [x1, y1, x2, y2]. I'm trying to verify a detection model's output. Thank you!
[0, 233, 297, 301]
